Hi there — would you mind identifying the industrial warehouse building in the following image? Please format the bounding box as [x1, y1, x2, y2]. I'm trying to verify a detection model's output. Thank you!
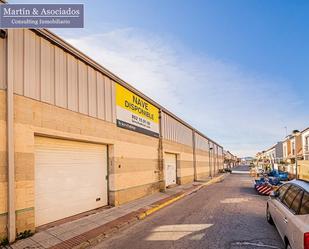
[0, 27, 225, 241]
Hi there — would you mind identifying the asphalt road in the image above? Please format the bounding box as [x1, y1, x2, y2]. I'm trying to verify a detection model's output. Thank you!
[92, 166, 284, 249]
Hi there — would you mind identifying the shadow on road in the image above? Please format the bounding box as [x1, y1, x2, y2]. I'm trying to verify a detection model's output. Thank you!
[238, 186, 258, 195]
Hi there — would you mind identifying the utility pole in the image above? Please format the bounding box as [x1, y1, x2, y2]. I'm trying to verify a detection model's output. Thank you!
[209, 144, 213, 178]
[284, 126, 288, 137]
[295, 156, 298, 179]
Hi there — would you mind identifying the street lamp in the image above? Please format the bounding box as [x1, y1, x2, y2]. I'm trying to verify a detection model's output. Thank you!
[209, 147, 213, 178]
[292, 130, 300, 179]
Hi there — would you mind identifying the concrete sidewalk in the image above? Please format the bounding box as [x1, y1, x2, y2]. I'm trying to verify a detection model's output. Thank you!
[7, 174, 226, 249]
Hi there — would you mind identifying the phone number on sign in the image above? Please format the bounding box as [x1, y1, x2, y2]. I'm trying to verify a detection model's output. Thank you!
[131, 114, 151, 128]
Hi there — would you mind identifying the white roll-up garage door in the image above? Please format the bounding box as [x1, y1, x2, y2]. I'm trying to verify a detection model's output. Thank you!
[34, 136, 108, 226]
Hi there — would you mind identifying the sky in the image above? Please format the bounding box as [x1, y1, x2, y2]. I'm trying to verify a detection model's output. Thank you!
[10, 0, 309, 157]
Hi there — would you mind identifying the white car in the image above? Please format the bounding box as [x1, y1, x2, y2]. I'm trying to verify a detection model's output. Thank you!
[267, 180, 309, 249]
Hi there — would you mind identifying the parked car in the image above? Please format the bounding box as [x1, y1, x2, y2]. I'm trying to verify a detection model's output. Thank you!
[266, 180, 309, 249]
[268, 170, 289, 181]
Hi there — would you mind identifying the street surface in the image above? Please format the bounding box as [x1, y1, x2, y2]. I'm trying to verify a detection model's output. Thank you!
[92, 166, 284, 249]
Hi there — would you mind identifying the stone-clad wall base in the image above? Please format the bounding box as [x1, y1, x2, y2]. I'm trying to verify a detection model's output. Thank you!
[196, 172, 210, 180]
[195, 150, 210, 179]
[162, 140, 194, 184]
[0, 215, 7, 240]
[178, 175, 194, 185]
[110, 182, 160, 206]
[0, 182, 7, 239]
[11, 94, 160, 232]
[0, 91, 215, 237]
[0, 209, 35, 240]
[16, 209, 34, 234]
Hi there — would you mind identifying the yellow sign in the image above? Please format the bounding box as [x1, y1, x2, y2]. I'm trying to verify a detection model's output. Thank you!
[116, 83, 159, 137]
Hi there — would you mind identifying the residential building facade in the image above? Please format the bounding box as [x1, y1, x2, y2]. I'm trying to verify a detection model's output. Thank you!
[302, 127, 309, 160]
[224, 150, 237, 168]
[258, 129, 309, 177]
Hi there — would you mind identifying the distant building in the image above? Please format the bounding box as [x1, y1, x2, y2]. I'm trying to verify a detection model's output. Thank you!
[302, 127, 309, 160]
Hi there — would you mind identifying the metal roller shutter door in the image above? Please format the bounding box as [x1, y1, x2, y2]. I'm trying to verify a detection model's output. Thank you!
[34, 136, 108, 226]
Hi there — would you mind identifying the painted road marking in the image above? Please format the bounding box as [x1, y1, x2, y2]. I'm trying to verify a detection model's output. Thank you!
[145, 224, 213, 241]
[232, 170, 250, 174]
[220, 197, 250, 204]
[232, 241, 281, 248]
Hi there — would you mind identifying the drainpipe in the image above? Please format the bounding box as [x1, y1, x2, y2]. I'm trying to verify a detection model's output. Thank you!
[6, 29, 16, 242]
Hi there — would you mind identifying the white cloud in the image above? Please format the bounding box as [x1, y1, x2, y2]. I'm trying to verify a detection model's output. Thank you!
[59, 28, 305, 156]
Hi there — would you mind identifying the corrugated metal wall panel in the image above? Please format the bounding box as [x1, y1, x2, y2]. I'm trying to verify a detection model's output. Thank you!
[0, 34, 6, 89]
[88, 66, 97, 117]
[111, 81, 116, 123]
[24, 31, 40, 100]
[162, 112, 193, 147]
[96, 72, 105, 120]
[78, 61, 88, 115]
[13, 29, 24, 95]
[67, 54, 78, 112]
[195, 133, 209, 151]
[10, 29, 116, 123]
[104, 76, 112, 122]
[40, 38, 55, 104]
[24, 29, 33, 98]
[55, 46, 68, 108]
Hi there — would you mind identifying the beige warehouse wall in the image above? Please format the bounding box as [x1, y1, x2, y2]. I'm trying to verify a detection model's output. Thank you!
[195, 149, 210, 180]
[218, 147, 224, 170]
[163, 140, 194, 185]
[0, 90, 7, 240]
[12, 93, 160, 233]
[195, 133, 223, 174]
[161, 112, 194, 184]
[195, 133, 210, 179]
[111, 135, 160, 205]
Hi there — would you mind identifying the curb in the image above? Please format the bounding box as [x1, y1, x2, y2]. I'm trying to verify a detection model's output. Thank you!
[137, 193, 185, 220]
[49, 173, 227, 249]
[137, 173, 227, 220]
[201, 173, 226, 186]
[187, 173, 227, 194]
